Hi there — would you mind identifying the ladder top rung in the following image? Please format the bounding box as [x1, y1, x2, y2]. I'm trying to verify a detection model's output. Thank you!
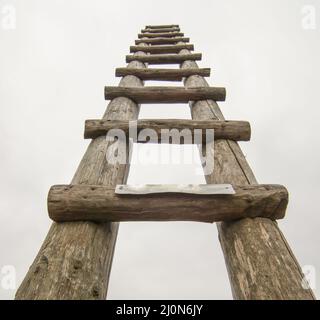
[126, 53, 202, 64]
[104, 86, 226, 103]
[84, 119, 251, 142]
[115, 67, 211, 81]
[130, 44, 194, 54]
[135, 37, 189, 45]
[48, 184, 288, 223]
[141, 27, 180, 33]
[138, 32, 184, 38]
[145, 24, 179, 29]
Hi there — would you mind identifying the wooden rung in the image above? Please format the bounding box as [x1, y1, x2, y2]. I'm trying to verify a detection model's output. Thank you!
[47, 184, 288, 223]
[115, 68, 211, 81]
[138, 32, 184, 38]
[141, 27, 180, 33]
[146, 24, 179, 29]
[126, 53, 201, 64]
[130, 44, 194, 54]
[84, 119, 251, 142]
[104, 86, 226, 103]
[135, 37, 189, 45]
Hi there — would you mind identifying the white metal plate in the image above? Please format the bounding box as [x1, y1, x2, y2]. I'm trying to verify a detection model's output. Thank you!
[115, 184, 235, 195]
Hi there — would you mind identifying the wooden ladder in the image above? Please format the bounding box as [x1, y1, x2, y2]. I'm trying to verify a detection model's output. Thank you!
[16, 24, 315, 300]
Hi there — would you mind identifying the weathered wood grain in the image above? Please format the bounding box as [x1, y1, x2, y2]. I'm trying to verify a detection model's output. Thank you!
[178, 45, 316, 300]
[115, 68, 210, 81]
[15, 46, 149, 300]
[138, 32, 184, 38]
[126, 53, 201, 64]
[130, 44, 194, 54]
[104, 86, 226, 103]
[135, 37, 189, 45]
[142, 27, 180, 33]
[84, 119, 251, 142]
[48, 184, 288, 223]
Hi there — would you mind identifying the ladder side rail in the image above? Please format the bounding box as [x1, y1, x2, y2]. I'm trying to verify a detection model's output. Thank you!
[15, 46, 149, 300]
[178, 45, 315, 300]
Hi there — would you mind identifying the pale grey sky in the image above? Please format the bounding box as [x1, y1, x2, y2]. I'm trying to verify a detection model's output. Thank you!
[0, 0, 319, 299]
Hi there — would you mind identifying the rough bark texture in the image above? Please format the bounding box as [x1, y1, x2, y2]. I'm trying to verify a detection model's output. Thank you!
[126, 53, 201, 64]
[115, 68, 210, 81]
[138, 32, 184, 38]
[142, 27, 180, 33]
[104, 86, 225, 103]
[179, 45, 316, 300]
[135, 37, 189, 45]
[130, 44, 194, 54]
[48, 184, 288, 223]
[84, 119, 251, 142]
[15, 49, 148, 300]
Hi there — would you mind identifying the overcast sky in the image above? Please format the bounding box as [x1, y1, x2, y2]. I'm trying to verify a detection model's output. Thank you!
[1, 0, 320, 300]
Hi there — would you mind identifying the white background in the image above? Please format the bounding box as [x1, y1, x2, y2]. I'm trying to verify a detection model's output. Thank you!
[0, 0, 319, 299]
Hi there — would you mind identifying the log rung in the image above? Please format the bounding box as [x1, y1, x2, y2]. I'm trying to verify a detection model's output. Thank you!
[126, 53, 202, 64]
[138, 32, 184, 38]
[84, 119, 251, 142]
[115, 67, 210, 81]
[145, 24, 179, 29]
[47, 184, 288, 223]
[130, 44, 194, 54]
[141, 27, 180, 33]
[104, 86, 226, 103]
[135, 37, 189, 45]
